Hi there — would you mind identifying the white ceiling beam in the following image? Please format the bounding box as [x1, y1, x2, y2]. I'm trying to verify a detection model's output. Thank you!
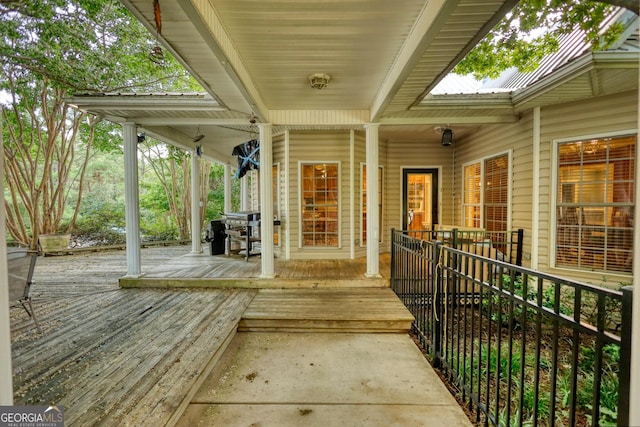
[141, 126, 235, 165]
[369, 0, 458, 122]
[67, 97, 225, 111]
[130, 118, 252, 126]
[177, 0, 270, 121]
[381, 115, 518, 125]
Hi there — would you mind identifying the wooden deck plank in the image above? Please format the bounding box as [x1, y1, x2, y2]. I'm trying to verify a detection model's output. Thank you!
[238, 288, 414, 333]
[64, 291, 235, 425]
[117, 290, 256, 427]
[11, 287, 256, 426]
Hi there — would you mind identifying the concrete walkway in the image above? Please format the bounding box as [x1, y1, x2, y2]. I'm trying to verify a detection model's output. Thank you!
[177, 332, 471, 427]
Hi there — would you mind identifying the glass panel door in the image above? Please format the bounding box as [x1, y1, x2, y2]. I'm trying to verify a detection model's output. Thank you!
[403, 169, 438, 237]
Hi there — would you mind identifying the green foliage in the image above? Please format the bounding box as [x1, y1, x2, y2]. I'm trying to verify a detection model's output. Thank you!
[71, 193, 126, 244]
[455, 0, 630, 79]
[0, 0, 200, 93]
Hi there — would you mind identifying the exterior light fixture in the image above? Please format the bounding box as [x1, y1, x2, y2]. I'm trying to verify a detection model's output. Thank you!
[308, 73, 331, 90]
[441, 128, 454, 146]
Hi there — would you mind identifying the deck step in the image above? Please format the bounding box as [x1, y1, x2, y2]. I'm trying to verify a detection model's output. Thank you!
[238, 288, 414, 333]
[120, 276, 389, 289]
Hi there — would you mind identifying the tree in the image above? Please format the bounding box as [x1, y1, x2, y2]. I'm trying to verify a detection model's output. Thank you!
[139, 140, 212, 241]
[455, 0, 638, 79]
[0, 0, 199, 248]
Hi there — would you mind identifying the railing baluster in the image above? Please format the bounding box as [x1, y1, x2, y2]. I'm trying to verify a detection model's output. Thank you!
[389, 229, 630, 427]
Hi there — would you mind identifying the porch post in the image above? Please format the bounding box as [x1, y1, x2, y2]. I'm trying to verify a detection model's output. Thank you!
[123, 122, 141, 276]
[0, 114, 14, 405]
[190, 150, 202, 254]
[224, 164, 232, 214]
[365, 123, 381, 278]
[259, 123, 275, 278]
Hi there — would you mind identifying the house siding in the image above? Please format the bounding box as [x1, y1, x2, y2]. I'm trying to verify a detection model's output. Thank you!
[456, 90, 637, 286]
[285, 131, 354, 259]
[537, 90, 638, 286]
[384, 140, 454, 252]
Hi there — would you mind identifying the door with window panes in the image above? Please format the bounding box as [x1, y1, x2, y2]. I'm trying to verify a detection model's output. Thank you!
[301, 163, 339, 247]
[402, 169, 438, 236]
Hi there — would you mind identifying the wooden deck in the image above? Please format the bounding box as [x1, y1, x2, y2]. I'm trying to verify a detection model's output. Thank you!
[9, 246, 412, 426]
[120, 250, 392, 288]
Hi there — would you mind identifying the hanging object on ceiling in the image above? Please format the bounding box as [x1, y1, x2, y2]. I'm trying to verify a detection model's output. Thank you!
[196, 145, 202, 157]
[193, 125, 204, 143]
[232, 139, 260, 179]
[149, 0, 165, 65]
[154, 0, 162, 35]
[308, 73, 331, 90]
[441, 128, 454, 146]
[434, 126, 454, 147]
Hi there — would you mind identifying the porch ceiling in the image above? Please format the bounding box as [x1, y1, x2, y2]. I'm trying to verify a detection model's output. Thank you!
[68, 2, 638, 164]
[120, 0, 517, 121]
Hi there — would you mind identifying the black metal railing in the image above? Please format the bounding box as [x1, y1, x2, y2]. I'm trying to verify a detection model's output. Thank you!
[406, 227, 524, 266]
[390, 229, 633, 427]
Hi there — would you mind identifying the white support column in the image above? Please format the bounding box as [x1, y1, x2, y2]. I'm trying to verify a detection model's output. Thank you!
[190, 150, 202, 254]
[365, 123, 381, 278]
[123, 122, 141, 276]
[259, 123, 275, 278]
[531, 107, 541, 269]
[349, 130, 356, 259]
[240, 175, 249, 211]
[0, 114, 13, 405]
[224, 164, 233, 214]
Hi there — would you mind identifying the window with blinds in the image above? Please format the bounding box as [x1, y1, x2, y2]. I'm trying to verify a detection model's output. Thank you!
[555, 135, 635, 273]
[463, 153, 509, 231]
[484, 154, 509, 233]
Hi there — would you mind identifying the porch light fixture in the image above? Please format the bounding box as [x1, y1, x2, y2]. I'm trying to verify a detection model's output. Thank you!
[441, 128, 454, 146]
[308, 73, 331, 90]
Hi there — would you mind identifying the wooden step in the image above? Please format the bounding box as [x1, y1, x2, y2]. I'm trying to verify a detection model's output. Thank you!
[239, 288, 414, 333]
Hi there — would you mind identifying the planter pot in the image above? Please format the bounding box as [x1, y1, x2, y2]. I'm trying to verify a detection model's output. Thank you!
[38, 233, 71, 255]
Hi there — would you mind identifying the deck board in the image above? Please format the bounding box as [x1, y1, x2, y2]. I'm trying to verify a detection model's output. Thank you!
[239, 288, 414, 333]
[11, 286, 256, 426]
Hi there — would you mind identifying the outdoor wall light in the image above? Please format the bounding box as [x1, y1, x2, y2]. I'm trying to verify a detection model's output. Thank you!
[308, 73, 331, 90]
[441, 128, 454, 146]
